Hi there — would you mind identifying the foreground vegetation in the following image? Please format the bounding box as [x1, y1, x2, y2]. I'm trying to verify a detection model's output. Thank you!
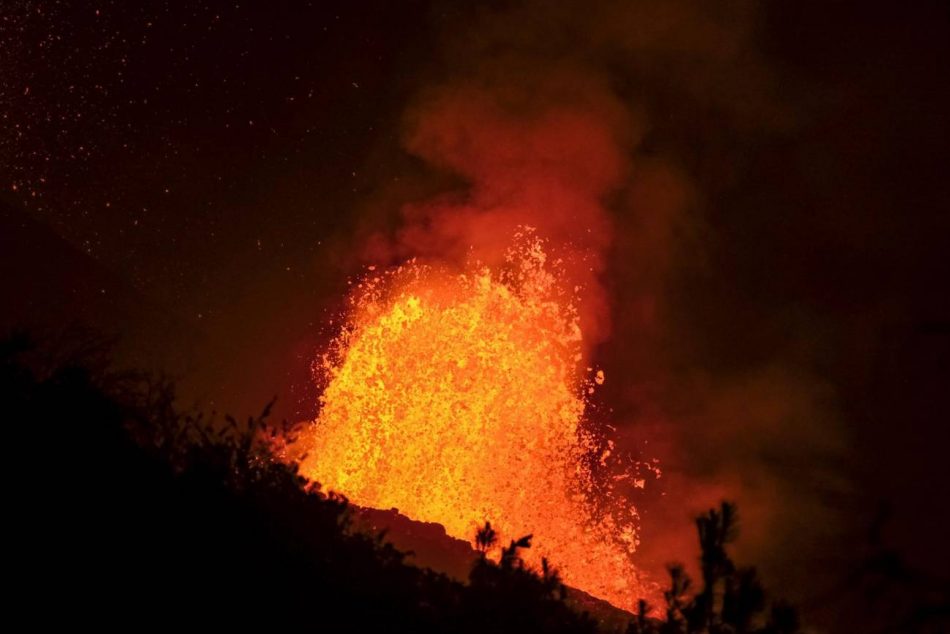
[4, 333, 799, 632]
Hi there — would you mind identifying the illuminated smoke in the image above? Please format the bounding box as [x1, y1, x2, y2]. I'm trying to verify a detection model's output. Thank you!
[366, 70, 638, 355]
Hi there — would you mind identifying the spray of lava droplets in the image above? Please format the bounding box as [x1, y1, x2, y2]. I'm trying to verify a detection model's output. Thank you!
[293, 232, 654, 609]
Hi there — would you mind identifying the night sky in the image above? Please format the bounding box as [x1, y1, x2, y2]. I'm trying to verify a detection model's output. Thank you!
[2, 2, 949, 631]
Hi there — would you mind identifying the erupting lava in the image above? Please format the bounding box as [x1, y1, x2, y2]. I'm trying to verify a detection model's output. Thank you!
[294, 235, 648, 608]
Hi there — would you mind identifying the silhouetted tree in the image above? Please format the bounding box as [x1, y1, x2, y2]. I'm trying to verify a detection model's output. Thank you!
[663, 564, 693, 634]
[626, 599, 654, 634]
[476, 520, 498, 555]
[692, 502, 739, 631]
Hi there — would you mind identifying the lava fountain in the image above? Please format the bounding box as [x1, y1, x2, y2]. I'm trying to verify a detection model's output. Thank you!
[294, 234, 648, 608]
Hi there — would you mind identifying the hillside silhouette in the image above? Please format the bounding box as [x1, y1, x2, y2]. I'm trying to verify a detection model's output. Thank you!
[4, 331, 943, 632]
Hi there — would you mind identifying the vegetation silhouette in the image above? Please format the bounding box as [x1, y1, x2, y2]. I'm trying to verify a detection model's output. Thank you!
[3, 331, 597, 631]
[626, 503, 799, 634]
[17, 330, 943, 632]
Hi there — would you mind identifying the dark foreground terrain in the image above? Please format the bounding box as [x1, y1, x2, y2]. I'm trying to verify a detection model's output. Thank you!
[3, 333, 943, 633]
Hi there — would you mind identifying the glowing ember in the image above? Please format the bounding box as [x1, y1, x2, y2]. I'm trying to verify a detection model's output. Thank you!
[294, 235, 647, 608]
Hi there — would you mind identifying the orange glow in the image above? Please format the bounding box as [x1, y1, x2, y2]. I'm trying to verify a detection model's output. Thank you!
[294, 234, 648, 609]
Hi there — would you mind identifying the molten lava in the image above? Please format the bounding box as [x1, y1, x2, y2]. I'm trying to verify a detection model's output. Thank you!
[294, 236, 647, 608]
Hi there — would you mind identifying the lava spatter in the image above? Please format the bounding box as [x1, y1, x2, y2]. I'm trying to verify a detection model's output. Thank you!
[294, 235, 648, 608]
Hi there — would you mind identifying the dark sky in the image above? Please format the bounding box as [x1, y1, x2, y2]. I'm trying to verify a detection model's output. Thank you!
[2, 1, 949, 630]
